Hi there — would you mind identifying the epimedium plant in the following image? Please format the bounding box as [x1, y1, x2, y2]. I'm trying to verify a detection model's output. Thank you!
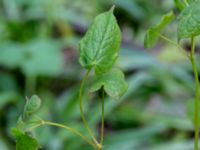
[12, 6, 128, 150]
[144, 0, 200, 150]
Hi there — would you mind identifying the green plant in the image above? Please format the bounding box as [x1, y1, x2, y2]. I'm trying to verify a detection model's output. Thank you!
[144, 0, 200, 150]
[12, 6, 127, 150]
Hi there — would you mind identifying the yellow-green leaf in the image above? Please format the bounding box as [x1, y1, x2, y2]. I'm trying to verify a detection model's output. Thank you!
[12, 128, 40, 150]
[174, 0, 186, 10]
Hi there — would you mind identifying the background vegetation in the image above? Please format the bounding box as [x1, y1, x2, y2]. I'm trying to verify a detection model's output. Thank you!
[0, 0, 197, 150]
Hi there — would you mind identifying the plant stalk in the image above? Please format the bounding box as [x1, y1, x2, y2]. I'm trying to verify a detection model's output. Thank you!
[158, 34, 189, 58]
[79, 69, 99, 146]
[100, 90, 105, 145]
[28, 120, 96, 149]
[190, 37, 199, 150]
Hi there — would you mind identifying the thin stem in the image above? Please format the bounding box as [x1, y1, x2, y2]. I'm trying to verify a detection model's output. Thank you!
[33, 114, 43, 122]
[158, 34, 189, 59]
[44, 121, 96, 148]
[28, 120, 96, 149]
[100, 89, 104, 145]
[27, 122, 44, 131]
[190, 37, 199, 150]
[79, 69, 99, 145]
[100, 90, 105, 145]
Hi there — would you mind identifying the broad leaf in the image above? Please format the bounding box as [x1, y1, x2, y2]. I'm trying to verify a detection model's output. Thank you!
[144, 11, 175, 48]
[178, 0, 200, 39]
[23, 95, 41, 119]
[90, 69, 128, 99]
[12, 128, 40, 150]
[79, 6, 121, 74]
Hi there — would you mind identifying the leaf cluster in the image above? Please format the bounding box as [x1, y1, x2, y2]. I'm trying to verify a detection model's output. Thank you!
[79, 6, 128, 99]
[145, 0, 200, 48]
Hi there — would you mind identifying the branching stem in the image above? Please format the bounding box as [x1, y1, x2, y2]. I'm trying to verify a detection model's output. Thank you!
[28, 120, 96, 149]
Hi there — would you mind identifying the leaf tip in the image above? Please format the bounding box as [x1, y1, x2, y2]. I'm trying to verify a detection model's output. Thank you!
[110, 5, 116, 12]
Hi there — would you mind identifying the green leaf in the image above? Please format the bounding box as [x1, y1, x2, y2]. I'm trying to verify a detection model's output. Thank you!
[174, 0, 186, 10]
[144, 11, 175, 48]
[23, 95, 41, 119]
[186, 99, 200, 127]
[178, 0, 200, 39]
[90, 69, 128, 99]
[12, 128, 40, 150]
[79, 6, 121, 74]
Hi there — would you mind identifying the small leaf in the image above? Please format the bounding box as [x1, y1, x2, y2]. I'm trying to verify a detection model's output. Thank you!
[178, 0, 200, 39]
[12, 128, 40, 150]
[186, 99, 200, 127]
[144, 11, 175, 48]
[174, 0, 186, 10]
[90, 69, 128, 99]
[23, 95, 41, 119]
[79, 6, 121, 74]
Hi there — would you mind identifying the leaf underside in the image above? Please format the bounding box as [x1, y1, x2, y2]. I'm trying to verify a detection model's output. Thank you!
[90, 68, 128, 99]
[79, 7, 121, 74]
[178, 0, 200, 39]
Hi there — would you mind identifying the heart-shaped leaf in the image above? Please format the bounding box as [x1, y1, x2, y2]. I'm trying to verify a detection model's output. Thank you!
[12, 128, 40, 150]
[144, 11, 175, 48]
[79, 6, 121, 74]
[178, 0, 200, 39]
[90, 69, 128, 99]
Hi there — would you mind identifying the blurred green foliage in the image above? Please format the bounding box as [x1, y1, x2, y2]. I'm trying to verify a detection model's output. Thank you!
[0, 0, 198, 150]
